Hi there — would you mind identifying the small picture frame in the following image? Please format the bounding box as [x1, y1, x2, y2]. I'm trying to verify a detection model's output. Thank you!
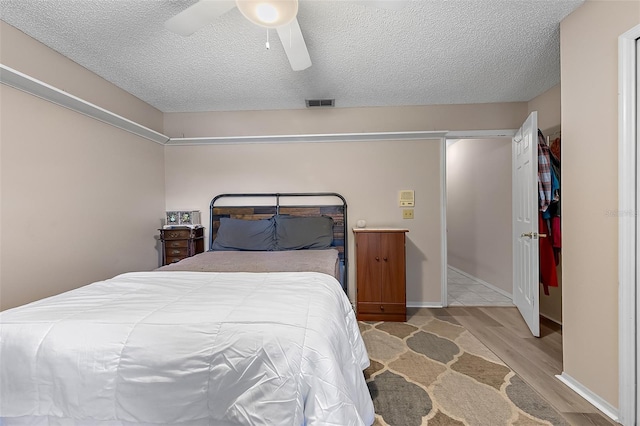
[185, 210, 202, 226]
[165, 210, 201, 227]
[166, 211, 179, 226]
[179, 211, 192, 225]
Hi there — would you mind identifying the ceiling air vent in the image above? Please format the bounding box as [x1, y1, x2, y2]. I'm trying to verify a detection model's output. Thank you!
[305, 99, 335, 108]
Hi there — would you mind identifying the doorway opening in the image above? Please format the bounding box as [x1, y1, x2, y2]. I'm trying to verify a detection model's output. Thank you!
[443, 125, 563, 329]
[444, 137, 514, 307]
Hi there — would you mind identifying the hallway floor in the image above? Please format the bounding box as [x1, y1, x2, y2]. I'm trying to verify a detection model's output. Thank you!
[447, 267, 514, 306]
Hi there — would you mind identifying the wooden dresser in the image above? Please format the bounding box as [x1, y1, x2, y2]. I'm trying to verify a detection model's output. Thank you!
[159, 226, 205, 266]
[354, 228, 408, 322]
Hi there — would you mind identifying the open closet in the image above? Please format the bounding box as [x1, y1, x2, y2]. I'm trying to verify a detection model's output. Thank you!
[538, 125, 562, 325]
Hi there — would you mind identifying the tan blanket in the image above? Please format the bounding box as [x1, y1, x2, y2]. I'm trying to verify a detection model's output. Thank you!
[157, 249, 340, 280]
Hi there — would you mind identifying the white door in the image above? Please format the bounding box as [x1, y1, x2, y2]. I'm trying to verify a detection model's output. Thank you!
[513, 112, 540, 337]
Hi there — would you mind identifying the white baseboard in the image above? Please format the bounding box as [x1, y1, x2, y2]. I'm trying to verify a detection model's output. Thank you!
[407, 302, 443, 308]
[555, 372, 619, 422]
[447, 265, 513, 299]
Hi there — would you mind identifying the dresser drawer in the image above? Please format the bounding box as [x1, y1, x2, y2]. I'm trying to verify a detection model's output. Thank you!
[357, 303, 406, 322]
[165, 256, 186, 264]
[357, 312, 406, 322]
[165, 247, 188, 257]
[163, 229, 191, 239]
[165, 240, 188, 248]
[358, 302, 406, 315]
[159, 226, 205, 267]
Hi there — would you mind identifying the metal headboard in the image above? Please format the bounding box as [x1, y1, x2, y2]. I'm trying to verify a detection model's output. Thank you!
[209, 192, 348, 293]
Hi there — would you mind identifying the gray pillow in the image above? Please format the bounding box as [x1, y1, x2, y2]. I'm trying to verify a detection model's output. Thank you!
[275, 215, 334, 250]
[212, 217, 276, 251]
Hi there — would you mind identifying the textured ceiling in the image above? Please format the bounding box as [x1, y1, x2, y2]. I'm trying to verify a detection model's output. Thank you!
[0, 0, 583, 113]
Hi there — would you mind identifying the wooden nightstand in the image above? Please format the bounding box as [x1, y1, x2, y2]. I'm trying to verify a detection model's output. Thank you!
[159, 226, 205, 266]
[353, 228, 408, 322]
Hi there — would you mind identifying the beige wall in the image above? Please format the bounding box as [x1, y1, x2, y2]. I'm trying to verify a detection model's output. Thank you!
[163, 102, 528, 138]
[561, 0, 640, 408]
[164, 104, 528, 305]
[446, 139, 512, 294]
[0, 22, 166, 311]
[0, 21, 163, 132]
[0, 85, 166, 310]
[164, 140, 443, 304]
[527, 84, 561, 133]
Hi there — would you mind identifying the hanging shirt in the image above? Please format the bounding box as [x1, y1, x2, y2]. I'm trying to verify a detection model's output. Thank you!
[550, 137, 561, 161]
[542, 168, 560, 220]
[537, 131, 553, 213]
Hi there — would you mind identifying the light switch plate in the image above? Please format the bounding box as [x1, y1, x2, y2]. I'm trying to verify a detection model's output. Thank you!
[403, 209, 414, 219]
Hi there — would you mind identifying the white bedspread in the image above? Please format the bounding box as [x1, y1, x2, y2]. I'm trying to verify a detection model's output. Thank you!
[0, 271, 374, 426]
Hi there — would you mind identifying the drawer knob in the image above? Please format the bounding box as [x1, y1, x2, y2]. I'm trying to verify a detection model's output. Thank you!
[383, 257, 388, 262]
[171, 249, 180, 254]
[380, 305, 384, 311]
[375, 256, 380, 261]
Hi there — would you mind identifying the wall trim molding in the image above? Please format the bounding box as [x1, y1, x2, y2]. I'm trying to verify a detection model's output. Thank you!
[1, 64, 519, 147]
[444, 129, 517, 139]
[447, 265, 513, 299]
[166, 131, 449, 145]
[617, 23, 640, 426]
[556, 373, 620, 422]
[0, 64, 170, 145]
[440, 138, 449, 307]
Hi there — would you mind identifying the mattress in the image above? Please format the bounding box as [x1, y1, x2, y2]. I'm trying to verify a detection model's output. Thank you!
[157, 249, 340, 280]
[0, 271, 374, 425]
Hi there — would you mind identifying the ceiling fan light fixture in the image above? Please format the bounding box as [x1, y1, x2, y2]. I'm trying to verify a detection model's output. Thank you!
[256, 4, 278, 23]
[236, 0, 298, 28]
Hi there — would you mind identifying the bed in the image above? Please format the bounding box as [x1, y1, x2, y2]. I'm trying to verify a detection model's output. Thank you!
[0, 193, 374, 426]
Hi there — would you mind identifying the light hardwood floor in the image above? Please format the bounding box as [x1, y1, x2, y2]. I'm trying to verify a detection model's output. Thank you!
[407, 307, 618, 426]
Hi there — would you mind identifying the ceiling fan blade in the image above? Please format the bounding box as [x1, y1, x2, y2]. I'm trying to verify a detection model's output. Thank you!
[352, 0, 408, 11]
[276, 18, 311, 71]
[164, 0, 236, 36]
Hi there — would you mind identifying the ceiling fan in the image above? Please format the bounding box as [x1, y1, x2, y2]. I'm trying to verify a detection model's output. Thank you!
[164, 0, 407, 72]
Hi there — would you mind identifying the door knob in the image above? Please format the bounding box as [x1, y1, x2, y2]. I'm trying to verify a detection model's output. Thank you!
[520, 232, 547, 239]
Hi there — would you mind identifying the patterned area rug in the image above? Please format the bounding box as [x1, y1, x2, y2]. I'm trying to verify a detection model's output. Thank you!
[360, 314, 568, 426]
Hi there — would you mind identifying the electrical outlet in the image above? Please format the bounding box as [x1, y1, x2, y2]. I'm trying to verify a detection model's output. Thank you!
[403, 209, 414, 219]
